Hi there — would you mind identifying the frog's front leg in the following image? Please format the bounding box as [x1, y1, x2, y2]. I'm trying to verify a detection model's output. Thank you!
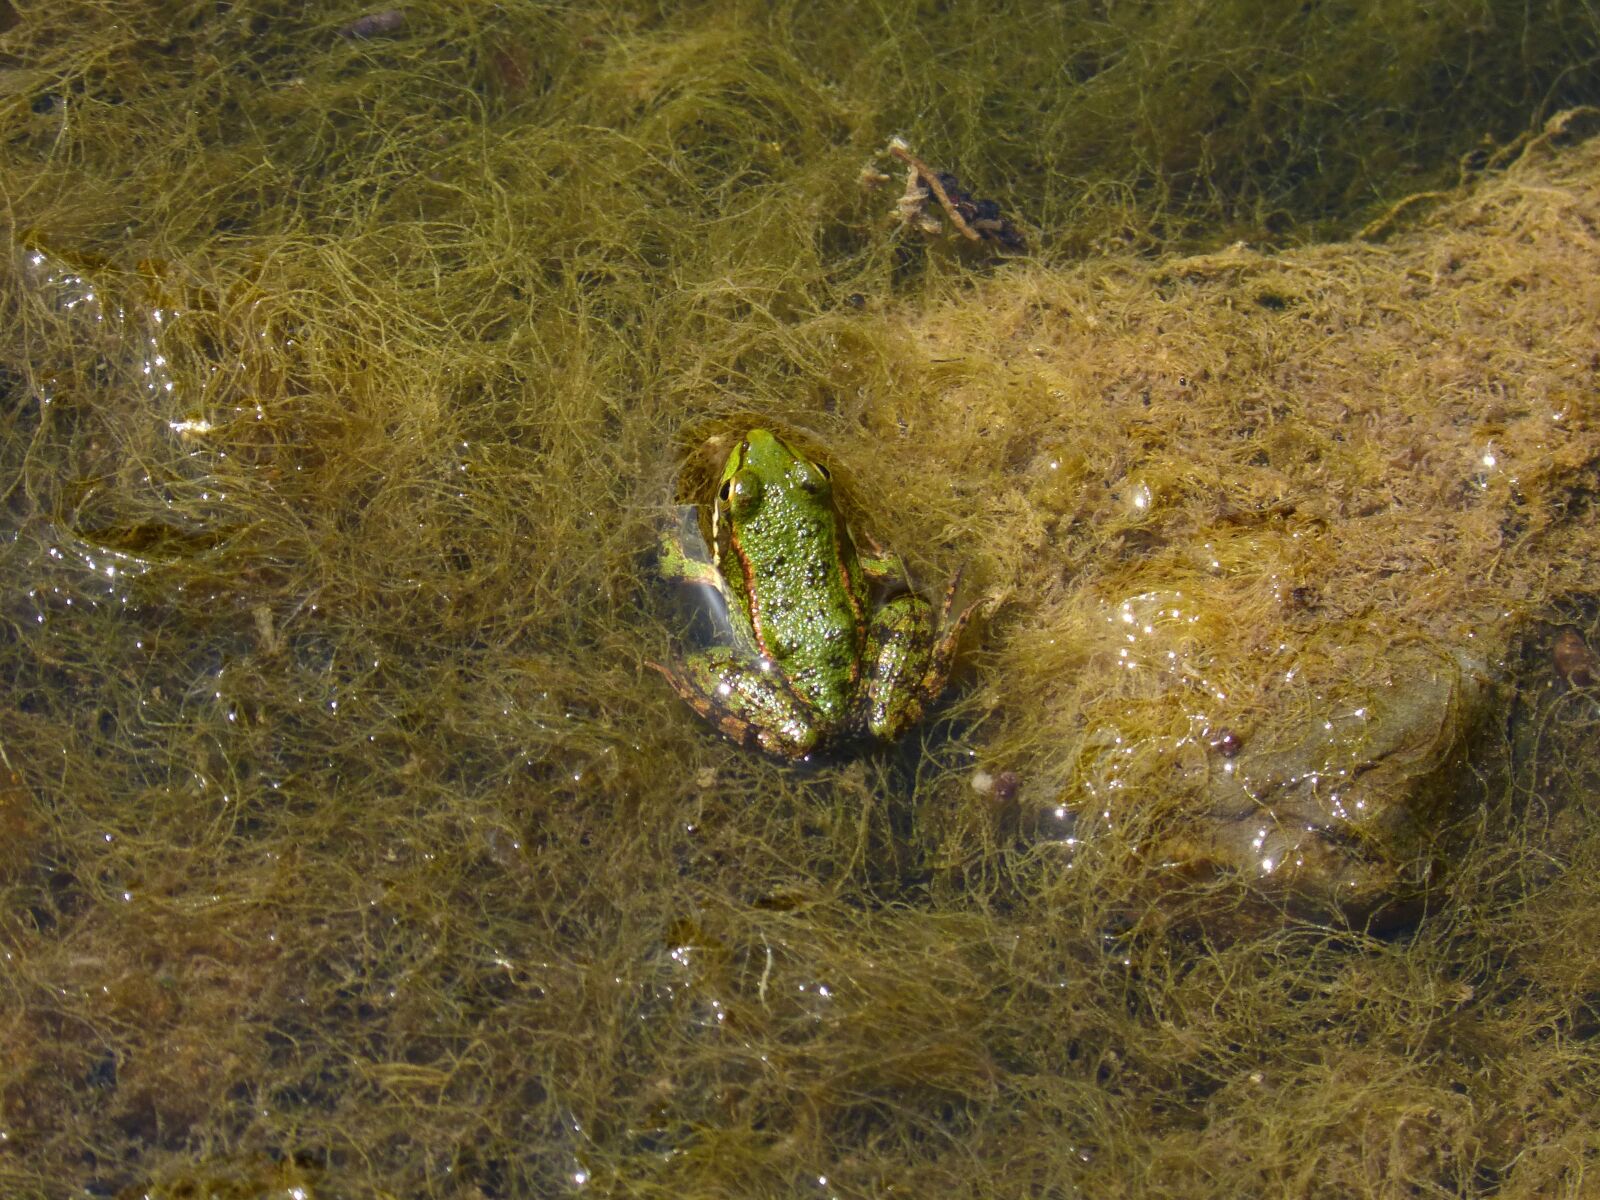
[649, 650, 821, 759]
[657, 504, 740, 646]
[856, 539, 914, 595]
[657, 504, 722, 589]
[863, 576, 979, 742]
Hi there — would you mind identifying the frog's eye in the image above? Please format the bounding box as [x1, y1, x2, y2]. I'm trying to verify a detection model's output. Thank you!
[724, 469, 762, 514]
[795, 461, 831, 493]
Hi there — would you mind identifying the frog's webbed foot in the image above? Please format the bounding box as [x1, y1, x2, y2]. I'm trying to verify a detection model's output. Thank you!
[923, 567, 981, 695]
[649, 651, 820, 759]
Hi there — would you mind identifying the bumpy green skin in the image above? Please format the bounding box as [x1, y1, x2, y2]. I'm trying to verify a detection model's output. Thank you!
[652, 429, 974, 759]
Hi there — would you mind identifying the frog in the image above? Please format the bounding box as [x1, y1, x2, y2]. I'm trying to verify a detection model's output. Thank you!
[650, 428, 976, 759]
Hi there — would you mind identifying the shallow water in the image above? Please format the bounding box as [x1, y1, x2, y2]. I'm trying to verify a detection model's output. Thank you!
[2, 4, 1599, 1197]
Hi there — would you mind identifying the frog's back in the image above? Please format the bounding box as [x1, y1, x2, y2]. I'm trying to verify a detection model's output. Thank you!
[733, 482, 866, 724]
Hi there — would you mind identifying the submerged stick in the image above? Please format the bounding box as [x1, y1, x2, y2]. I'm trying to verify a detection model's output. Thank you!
[887, 138, 984, 242]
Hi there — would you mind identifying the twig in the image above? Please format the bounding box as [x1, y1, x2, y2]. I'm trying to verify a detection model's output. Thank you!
[887, 139, 983, 242]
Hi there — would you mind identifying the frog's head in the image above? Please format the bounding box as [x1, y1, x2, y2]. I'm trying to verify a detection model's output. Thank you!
[716, 428, 832, 524]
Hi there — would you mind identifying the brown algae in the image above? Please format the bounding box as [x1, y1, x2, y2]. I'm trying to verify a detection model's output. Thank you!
[0, 3, 1598, 1198]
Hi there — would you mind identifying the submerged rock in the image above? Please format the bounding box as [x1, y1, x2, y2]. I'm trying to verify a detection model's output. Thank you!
[1171, 644, 1492, 923]
[901, 116, 1600, 930]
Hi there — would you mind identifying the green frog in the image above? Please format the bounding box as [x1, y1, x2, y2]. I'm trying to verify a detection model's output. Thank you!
[651, 428, 975, 759]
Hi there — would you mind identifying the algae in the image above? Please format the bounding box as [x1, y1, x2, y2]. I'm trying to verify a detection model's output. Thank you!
[0, 2, 1598, 1198]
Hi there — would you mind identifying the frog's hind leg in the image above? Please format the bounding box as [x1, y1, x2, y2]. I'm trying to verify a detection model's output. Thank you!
[648, 651, 820, 759]
[861, 592, 937, 743]
[862, 571, 979, 743]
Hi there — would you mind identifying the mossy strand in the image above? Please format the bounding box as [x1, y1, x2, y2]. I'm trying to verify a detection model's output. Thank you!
[2, 2, 1600, 1198]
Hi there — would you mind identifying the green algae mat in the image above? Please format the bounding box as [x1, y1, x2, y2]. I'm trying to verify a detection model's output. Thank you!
[3, 3, 1600, 1197]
